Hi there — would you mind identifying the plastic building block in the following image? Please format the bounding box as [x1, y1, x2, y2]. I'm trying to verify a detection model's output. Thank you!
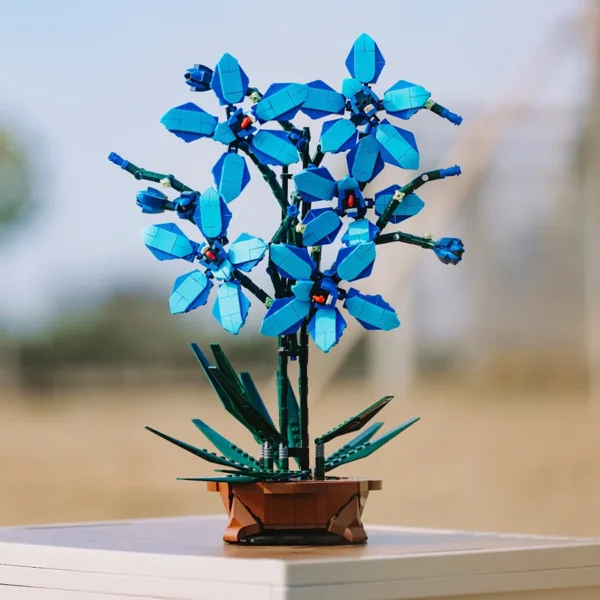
[300, 80, 345, 119]
[345, 33, 385, 84]
[342, 219, 380, 246]
[160, 103, 218, 142]
[301, 208, 342, 246]
[344, 288, 401, 331]
[293, 166, 337, 203]
[212, 152, 250, 204]
[250, 130, 299, 166]
[184, 63, 214, 92]
[109, 33, 466, 546]
[253, 83, 308, 123]
[319, 118, 357, 153]
[211, 53, 249, 106]
[193, 187, 232, 239]
[332, 242, 376, 282]
[346, 134, 385, 183]
[169, 270, 213, 314]
[375, 120, 420, 170]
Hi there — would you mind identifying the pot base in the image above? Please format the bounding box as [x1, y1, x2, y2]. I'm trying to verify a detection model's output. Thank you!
[208, 478, 382, 546]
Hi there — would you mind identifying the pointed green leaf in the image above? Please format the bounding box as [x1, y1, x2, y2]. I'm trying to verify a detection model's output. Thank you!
[145, 425, 248, 470]
[316, 396, 394, 444]
[239, 371, 276, 429]
[326, 421, 384, 463]
[191, 418, 260, 469]
[210, 343, 246, 398]
[190, 343, 248, 425]
[212, 368, 285, 445]
[325, 417, 420, 472]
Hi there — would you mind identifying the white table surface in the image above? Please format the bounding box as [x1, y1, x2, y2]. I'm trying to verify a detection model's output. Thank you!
[0, 515, 599, 600]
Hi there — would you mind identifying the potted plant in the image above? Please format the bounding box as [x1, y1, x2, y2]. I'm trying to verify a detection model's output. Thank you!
[109, 34, 465, 545]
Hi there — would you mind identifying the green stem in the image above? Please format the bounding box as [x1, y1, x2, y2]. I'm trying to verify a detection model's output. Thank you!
[118, 160, 193, 193]
[375, 231, 435, 249]
[270, 214, 296, 244]
[238, 142, 288, 213]
[375, 168, 458, 232]
[277, 337, 290, 470]
[232, 270, 273, 306]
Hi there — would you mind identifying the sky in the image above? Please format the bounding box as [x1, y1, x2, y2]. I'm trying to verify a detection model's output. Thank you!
[0, 0, 589, 332]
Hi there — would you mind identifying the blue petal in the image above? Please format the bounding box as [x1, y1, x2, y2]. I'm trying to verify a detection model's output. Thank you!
[375, 120, 420, 170]
[333, 242, 376, 282]
[300, 80, 346, 119]
[253, 82, 308, 123]
[212, 281, 250, 334]
[344, 33, 385, 84]
[270, 244, 316, 280]
[344, 288, 400, 330]
[211, 53, 249, 106]
[382, 80, 431, 120]
[213, 122, 237, 145]
[346, 133, 384, 183]
[341, 78, 364, 100]
[319, 118, 357, 154]
[227, 233, 268, 272]
[341, 219, 380, 246]
[260, 297, 311, 336]
[291, 280, 314, 301]
[212, 152, 250, 204]
[160, 103, 218, 142]
[374, 184, 424, 224]
[208, 258, 234, 282]
[308, 307, 347, 352]
[193, 188, 231, 239]
[141, 223, 199, 262]
[301, 208, 342, 246]
[293, 166, 337, 203]
[169, 270, 213, 314]
[250, 130, 299, 166]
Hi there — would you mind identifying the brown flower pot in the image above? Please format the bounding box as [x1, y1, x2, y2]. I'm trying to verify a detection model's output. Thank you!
[207, 478, 382, 545]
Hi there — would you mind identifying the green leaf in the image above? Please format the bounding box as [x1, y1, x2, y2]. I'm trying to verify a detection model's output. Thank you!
[239, 371, 276, 430]
[316, 396, 394, 444]
[326, 421, 384, 463]
[325, 417, 420, 472]
[191, 418, 260, 469]
[145, 426, 249, 470]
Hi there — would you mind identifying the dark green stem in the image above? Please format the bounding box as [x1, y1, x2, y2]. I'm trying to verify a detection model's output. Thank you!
[233, 270, 273, 306]
[117, 160, 193, 193]
[238, 142, 288, 212]
[311, 145, 325, 167]
[277, 338, 290, 470]
[376, 168, 458, 232]
[375, 231, 435, 249]
[315, 441, 325, 480]
[271, 214, 296, 244]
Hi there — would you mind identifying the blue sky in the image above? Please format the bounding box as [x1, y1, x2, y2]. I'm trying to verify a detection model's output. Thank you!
[0, 0, 587, 332]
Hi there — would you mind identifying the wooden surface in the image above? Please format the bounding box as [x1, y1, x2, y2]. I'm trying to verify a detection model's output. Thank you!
[1, 515, 599, 599]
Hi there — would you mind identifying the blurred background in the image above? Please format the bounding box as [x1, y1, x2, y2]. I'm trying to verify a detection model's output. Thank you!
[2, 0, 600, 537]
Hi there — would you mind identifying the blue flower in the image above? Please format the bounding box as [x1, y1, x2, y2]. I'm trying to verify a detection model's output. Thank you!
[159, 54, 312, 203]
[260, 243, 399, 352]
[142, 222, 267, 334]
[297, 34, 463, 184]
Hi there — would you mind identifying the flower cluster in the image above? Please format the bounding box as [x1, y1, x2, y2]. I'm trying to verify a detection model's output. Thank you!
[109, 33, 465, 352]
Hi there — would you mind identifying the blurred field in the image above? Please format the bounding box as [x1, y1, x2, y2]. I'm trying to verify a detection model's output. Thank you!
[2, 382, 600, 538]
